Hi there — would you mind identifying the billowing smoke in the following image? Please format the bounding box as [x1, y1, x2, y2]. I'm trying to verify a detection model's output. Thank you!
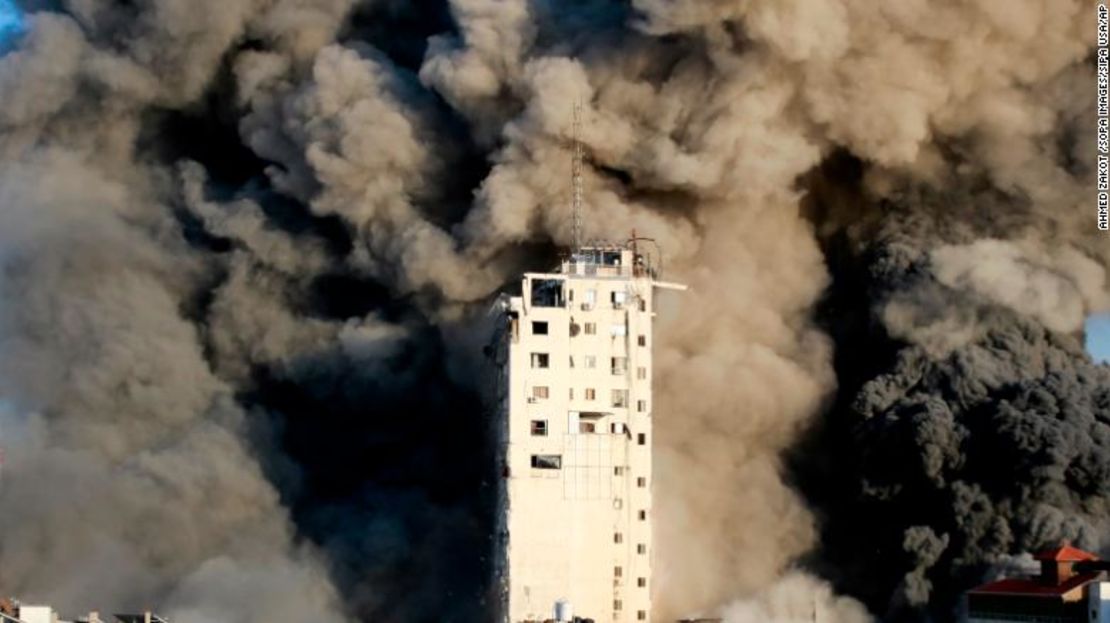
[0, 0, 1101, 622]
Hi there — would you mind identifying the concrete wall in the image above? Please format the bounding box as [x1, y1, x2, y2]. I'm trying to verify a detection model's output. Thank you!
[500, 253, 656, 623]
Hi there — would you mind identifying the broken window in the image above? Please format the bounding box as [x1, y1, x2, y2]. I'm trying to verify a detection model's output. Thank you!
[531, 420, 548, 436]
[531, 353, 550, 369]
[531, 454, 562, 469]
[532, 321, 549, 335]
[530, 278, 564, 307]
[612, 389, 628, 408]
[533, 386, 549, 400]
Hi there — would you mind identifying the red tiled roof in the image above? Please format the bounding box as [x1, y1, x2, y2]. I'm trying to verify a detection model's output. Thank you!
[1033, 545, 1098, 562]
[969, 572, 1101, 597]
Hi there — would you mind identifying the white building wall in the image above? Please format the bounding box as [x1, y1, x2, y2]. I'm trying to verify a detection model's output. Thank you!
[18, 606, 57, 623]
[500, 251, 659, 623]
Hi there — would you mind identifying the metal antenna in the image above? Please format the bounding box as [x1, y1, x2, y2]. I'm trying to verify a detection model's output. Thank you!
[571, 101, 584, 255]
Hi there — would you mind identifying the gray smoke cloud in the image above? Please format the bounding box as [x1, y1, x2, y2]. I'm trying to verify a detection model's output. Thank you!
[0, 0, 1102, 621]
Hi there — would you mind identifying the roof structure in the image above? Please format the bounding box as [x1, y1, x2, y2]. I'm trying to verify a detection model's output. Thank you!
[1033, 544, 1099, 562]
[969, 572, 1102, 597]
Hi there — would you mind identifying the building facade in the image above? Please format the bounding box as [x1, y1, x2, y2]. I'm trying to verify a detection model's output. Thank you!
[490, 243, 682, 623]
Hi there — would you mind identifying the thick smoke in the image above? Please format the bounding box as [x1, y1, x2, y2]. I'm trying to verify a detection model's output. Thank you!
[0, 1, 1102, 622]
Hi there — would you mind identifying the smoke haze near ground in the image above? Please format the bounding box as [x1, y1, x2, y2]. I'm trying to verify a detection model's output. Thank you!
[0, 1, 1103, 622]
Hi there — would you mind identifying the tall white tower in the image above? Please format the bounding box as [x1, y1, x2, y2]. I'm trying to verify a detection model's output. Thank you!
[490, 243, 684, 623]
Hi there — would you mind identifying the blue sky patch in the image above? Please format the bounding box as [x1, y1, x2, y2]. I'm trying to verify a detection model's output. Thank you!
[1086, 314, 1110, 364]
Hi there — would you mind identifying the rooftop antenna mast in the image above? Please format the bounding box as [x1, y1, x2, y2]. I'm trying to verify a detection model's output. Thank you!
[571, 101, 584, 256]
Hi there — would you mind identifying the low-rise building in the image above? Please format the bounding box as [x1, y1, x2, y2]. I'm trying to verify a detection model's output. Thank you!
[966, 544, 1110, 623]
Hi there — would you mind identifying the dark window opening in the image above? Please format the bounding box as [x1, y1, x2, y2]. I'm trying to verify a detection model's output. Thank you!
[532, 321, 549, 335]
[531, 454, 562, 469]
[530, 278, 564, 307]
[531, 420, 548, 436]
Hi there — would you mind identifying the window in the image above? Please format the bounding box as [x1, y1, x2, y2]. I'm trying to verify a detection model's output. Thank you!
[584, 322, 597, 335]
[638, 510, 647, 521]
[637, 477, 647, 488]
[637, 544, 647, 555]
[612, 389, 628, 408]
[531, 353, 550, 368]
[614, 532, 623, 544]
[638, 334, 646, 346]
[614, 600, 622, 612]
[611, 423, 626, 435]
[611, 357, 628, 375]
[614, 566, 623, 577]
[614, 466, 625, 476]
[586, 388, 596, 401]
[639, 299, 647, 312]
[637, 367, 647, 380]
[530, 278, 564, 307]
[637, 610, 646, 620]
[569, 388, 575, 400]
[569, 356, 575, 368]
[638, 433, 647, 445]
[531, 420, 548, 436]
[610, 323, 627, 337]
[611, 290, 627, 309]
[531, 454, 562, 469]
[637, 577, 647, 588]
[533, 386, 549, 400]
[637, 400, 647, 413]
[532, 321, 549, 335]
[584, 289, 597, 310]
[585, 355, 597, 368]
[579, 421, 597, 434]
